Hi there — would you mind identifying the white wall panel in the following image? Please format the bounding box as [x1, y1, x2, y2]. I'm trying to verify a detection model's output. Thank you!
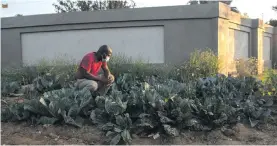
[263, 36, 272, 68]
[263, 36, 271, 61]
[234, 30, 249, 59]
[21, 26, 164, 65]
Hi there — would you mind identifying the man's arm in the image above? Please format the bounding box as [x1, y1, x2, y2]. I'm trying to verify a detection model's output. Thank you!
[102, 63, 111, 78]
[79, 54, 104, 82]
[79, 67, 102, 81]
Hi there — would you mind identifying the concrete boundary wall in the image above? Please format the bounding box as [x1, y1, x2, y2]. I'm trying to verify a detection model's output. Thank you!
[216, 5, 276, 74]
[1, 2, 276, 74]
[2, 4, 221, 28]
[273, 27, 277, 68]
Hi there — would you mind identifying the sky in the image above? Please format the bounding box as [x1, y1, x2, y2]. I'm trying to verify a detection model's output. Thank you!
[0, 0, 276, 22]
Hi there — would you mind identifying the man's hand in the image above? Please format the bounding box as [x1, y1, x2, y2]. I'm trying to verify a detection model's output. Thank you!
[99, 74, 114, 84]
[101, 63, 111, 80]
[79, 68, 103, 81]
[108, 74, 114, 84]
[99, 76, 109, 84]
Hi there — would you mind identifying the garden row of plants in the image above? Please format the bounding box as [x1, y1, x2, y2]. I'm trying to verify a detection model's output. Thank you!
[1, 49, 277, 145]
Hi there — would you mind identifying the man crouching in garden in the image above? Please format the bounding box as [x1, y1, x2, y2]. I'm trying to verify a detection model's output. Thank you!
[75, 45, 114, 96]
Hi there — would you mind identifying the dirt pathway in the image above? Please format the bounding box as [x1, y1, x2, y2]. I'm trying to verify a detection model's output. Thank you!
[1, 122, 277, 145]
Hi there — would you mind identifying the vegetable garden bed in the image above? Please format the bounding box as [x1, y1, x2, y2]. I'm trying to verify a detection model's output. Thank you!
[1, 71, 277, 145]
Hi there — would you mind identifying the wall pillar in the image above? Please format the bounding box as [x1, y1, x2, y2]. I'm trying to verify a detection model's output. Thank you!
[251, 19, 264, 74]
[273, 27, 277, 68]
[216, 18, 230, 75]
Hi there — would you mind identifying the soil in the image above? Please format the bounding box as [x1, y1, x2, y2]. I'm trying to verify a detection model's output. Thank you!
[2, 122, 277, 145]
[1, 97, 277, 145]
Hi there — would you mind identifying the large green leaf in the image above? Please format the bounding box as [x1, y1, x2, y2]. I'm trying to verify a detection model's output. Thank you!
[61, 110, 82, 128]
[1, 81, 21, 96]
[37, 116, 59, 125]
[90, 109, 109, 125]
[121, 129, 132, 144]
[104, 94, 127, 116]
[163, 124, 179, 137]
[110, 134, 121, 145]
[3, 103, 30, 121]
[24, 99, 50, 116]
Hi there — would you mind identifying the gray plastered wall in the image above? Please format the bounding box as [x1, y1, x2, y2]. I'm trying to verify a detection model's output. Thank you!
[1, 2, 276, 74]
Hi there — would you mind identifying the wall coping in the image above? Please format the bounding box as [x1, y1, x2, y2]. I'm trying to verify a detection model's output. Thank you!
[2, 3, 221, 29]
[226, 10, 253, 27]
[1, 2, 271, 30]
[265, 26, 274, 34]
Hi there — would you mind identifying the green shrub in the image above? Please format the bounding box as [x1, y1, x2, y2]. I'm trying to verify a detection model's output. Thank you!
[1, 66, 38, 85]
[261, 69, 277, 96]
[171, 49, 219, 82]
[109, 54, 171, 81]
[34, 56, 78, 75]
[1, 56, 78, 94]
[235, 57, 258, 77]
[1, 49, 219, 88]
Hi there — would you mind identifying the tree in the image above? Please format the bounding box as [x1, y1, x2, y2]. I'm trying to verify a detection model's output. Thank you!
[273, 5, 277, 12]
[268, 5, 277, 27]
[188, 0, 232, 5]
[53, 0, 136, 13]
[268, 20, 277, 27]
[15, 14, 23, 17]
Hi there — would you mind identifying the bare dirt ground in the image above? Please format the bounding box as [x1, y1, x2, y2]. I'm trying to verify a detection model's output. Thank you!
[2, 122, 277, 145]
[1, 97, 277, 145]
